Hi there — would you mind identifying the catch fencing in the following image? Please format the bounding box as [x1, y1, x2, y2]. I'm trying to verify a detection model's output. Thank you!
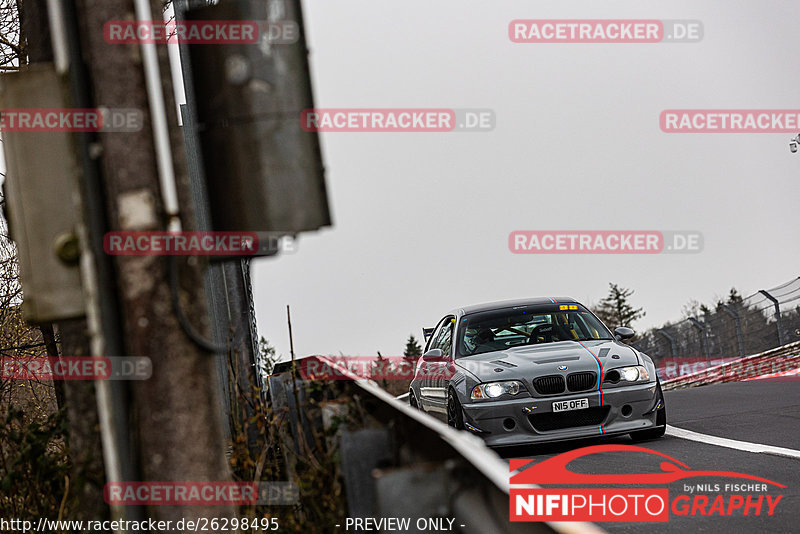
[631, 276, 800, 365]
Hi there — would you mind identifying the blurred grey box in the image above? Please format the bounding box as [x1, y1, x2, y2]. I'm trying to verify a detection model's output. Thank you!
[0, 64, 85, 323]
[188, 0, 331, 251]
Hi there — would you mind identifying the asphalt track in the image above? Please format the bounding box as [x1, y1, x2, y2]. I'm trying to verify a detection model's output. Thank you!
[498, 380, 800, 533]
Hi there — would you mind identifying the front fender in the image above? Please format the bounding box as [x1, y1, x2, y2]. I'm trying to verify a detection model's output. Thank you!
[450, 367, 480, 404]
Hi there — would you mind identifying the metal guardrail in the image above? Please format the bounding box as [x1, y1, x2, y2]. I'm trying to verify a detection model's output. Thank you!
[269, 356, 604, 534]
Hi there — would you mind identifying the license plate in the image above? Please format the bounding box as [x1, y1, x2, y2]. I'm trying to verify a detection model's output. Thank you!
[552, 398, 589, 412]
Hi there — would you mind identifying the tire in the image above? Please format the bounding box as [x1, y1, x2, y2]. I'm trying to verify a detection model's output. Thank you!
[409, 391, 419, 409]
[447, 388, 465, 429]
[630, 383, 667, 441]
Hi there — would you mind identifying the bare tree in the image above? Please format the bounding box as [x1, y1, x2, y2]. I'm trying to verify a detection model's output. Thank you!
[0, 0, 23, 71]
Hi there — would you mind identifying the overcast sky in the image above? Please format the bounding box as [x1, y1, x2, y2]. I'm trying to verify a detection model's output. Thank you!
[0, 3, 792, 357]
[249, 0, 800, 359]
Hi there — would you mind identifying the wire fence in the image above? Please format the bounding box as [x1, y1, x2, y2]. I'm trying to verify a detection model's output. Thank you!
[631, 276, 800, 364]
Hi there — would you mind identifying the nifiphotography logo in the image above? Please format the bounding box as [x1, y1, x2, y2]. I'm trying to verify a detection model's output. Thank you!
[509, 444, 784, 522]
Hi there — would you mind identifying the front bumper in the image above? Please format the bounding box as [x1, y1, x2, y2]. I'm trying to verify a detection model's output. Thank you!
[461, 381, 661, 448]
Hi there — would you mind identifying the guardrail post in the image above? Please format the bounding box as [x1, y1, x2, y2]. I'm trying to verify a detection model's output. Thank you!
[657, 329, 678, 358]
[721, 304, 745, 358]
[688, 318, 710, 361]
[758, 290, 786, 346]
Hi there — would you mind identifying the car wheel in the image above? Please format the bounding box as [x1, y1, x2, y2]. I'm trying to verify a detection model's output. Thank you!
[630, 384, 667, 441]
[409, 391, 419, 409]
[446, 388, 465, 429]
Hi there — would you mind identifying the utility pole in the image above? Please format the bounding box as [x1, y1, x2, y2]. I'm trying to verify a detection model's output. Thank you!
[6, 0, 328, 525]
[17, 0, 108, 521]
[60, 0, 235, 523]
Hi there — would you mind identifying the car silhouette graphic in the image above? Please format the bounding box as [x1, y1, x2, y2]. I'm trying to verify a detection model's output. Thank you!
[509, 444, 785, 487]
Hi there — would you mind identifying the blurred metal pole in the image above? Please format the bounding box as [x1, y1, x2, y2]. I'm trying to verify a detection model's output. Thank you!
[175, 0, 262, 454]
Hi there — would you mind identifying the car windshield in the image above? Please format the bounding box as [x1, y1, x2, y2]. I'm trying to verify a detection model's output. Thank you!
[457, 305, 613, 357]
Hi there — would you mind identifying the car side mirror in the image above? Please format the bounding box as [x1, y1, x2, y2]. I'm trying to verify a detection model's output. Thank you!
[614, 327, 635, 340]
[422, 348, 443, 361]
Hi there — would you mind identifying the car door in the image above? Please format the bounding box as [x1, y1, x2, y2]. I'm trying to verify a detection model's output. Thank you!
[419, 316, 447, 414]
[420, 315, 454, 420]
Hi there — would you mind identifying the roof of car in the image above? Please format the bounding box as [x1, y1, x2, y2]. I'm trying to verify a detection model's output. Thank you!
[454, 297, 579, 315]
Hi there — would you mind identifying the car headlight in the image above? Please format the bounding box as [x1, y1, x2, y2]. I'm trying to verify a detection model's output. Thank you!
[605, 365, 650, 384]
[471, 380, 524, 400]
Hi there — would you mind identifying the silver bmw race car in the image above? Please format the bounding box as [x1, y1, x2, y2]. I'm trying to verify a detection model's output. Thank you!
[408, 297, 666, 447]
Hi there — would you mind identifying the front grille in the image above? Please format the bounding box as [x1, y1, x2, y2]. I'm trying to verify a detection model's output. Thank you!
[528, 406, 610, 432]
[567, 371, 597, 392]
[532, 375, 565, 395]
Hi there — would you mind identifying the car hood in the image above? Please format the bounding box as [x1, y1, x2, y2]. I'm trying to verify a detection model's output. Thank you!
[455, 339, 640, 383]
